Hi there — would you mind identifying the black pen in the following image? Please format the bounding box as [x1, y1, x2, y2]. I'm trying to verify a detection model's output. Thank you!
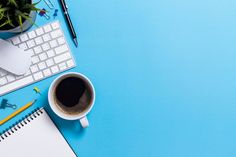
[59, 0, 78, 47]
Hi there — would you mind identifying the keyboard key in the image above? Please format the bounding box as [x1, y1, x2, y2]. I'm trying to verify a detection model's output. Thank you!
[32, 56, 40, 64]
[43, 24, 52, 33]
[28, 31, 36, 39]
[54, 44, 68, 54]
[35, 36, 43, 45]
[26, 39, 35, 48]
[46, 58, 54, 67]
[42, 34, 51, 42]
[59, 62, 67, 70]
[43, 69, 51, 76]
[0, 70, 7, 77]
[51, 65, 59, 73]
[11, 37, 21, 45]
[33, 72, 43, 80]
[0, 76, 34, 95]
[19, 34, 28, 42]
[66, 59, 75, 67]
[38, 62, 46, 70]
[51, 22, 60, 29]
[34, 46, 42, 54]
[54, 53, 71, 64]
[6, 75, 15, 82]
[50, 29, 62, 39]
[57, 37, 65, 45]
[18, 43, 28, 50]
[35, 27, 44, 35]
[39, 53, 47, 61]
[49, 40, 58, 48]
[0, 77, 7, 86]
[46, 50, 55, 58]
[42, 43, 50, 51]
[30, 65, 39, 73]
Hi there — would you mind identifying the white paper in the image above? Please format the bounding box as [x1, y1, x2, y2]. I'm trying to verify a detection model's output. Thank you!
[0, 108, 77, 157]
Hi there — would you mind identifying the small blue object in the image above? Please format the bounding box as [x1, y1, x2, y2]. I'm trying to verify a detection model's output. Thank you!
[38, 8, 50, 20]
[38, 9, 46, 16]
[0, 99, 17, 110]
[53, 9, 58, 19]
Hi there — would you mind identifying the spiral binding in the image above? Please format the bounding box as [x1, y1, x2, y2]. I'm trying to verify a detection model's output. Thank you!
[0, 107, 44, 142]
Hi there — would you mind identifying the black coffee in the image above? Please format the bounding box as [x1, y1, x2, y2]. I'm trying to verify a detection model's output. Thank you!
[55, 76, 92, 115]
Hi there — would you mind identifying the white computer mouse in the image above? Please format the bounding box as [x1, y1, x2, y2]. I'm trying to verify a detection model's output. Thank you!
[0, 38, 31, 75]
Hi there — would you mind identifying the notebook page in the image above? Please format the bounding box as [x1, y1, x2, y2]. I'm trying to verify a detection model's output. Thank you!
[0, 108, 77, 157]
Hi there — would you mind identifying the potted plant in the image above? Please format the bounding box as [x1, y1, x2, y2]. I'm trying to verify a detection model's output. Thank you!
[0, 0, 41, 33]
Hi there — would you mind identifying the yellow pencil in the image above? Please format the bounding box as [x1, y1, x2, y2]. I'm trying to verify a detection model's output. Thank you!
[0, 99, 37, 125]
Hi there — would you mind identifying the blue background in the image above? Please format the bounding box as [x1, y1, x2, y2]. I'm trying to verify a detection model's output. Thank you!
[1, 0, 236, 156]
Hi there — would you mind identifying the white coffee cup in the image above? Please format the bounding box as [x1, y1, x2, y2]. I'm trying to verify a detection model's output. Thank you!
[48, 72, 95, 128]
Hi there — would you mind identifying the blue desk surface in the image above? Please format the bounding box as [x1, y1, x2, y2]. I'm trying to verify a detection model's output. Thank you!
[1, 0, 236, 156]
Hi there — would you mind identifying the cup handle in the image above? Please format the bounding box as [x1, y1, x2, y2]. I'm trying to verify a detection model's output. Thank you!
[79, 116, 89, 128]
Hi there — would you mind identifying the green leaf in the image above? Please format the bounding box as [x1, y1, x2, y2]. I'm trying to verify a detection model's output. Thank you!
[7, 0, 18, 7]
[0, 7, 9, 13]
[6, 13, 14, 27]
[18, 14, 23, 32]
[0, 21, 9, 28]
[32, 0, 42, 6]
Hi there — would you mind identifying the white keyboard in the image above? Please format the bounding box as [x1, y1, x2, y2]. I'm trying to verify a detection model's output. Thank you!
[0, 21, 76, 96]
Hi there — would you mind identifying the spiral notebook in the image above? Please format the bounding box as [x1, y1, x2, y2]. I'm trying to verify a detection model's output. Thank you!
[0, 108, 77, 157]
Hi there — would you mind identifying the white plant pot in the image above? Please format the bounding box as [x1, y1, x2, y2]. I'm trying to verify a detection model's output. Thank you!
[0, 11, 37, 33]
